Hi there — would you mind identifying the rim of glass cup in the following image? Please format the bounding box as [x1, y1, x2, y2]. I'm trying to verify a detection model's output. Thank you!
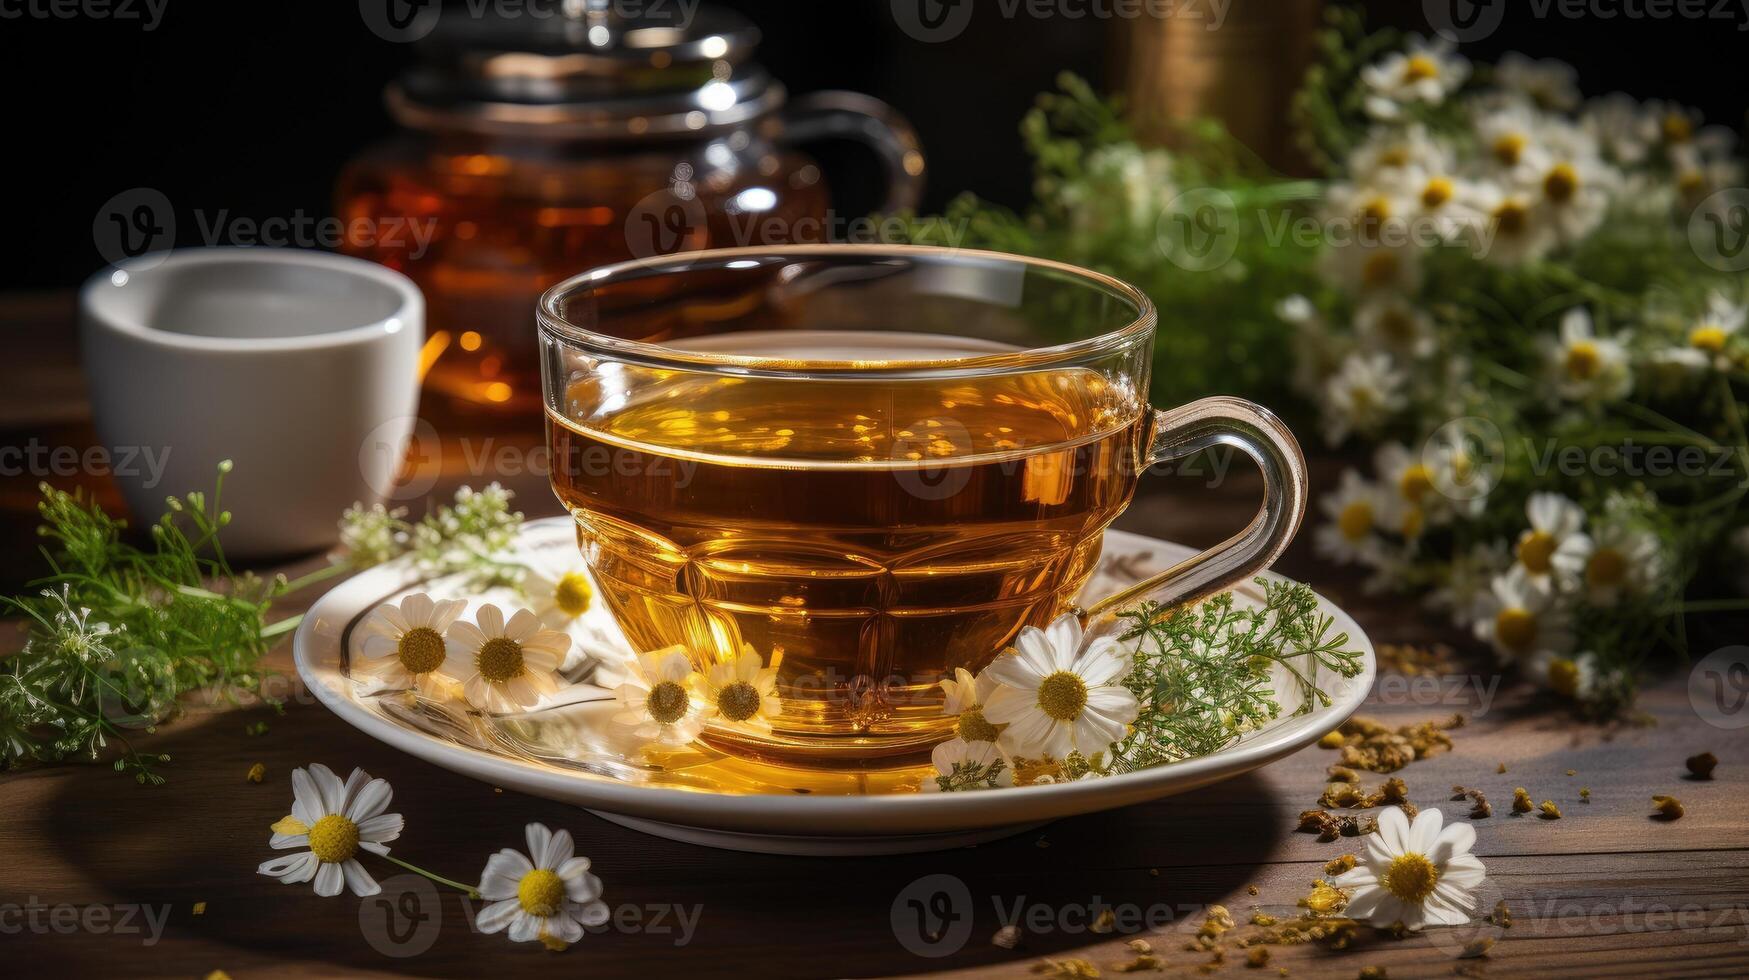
[536, 244, 1157, 379]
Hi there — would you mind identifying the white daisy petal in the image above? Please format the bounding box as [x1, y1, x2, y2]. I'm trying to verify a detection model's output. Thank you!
[1375, 804, 1411, 853]
[345, 778, 393, 822]
[474, 898, 522, 934]
[525, 823, 554, 868]
[313, 861, 345, 897]
[507, 911, 543, 943]
[342, 859, 381, 897]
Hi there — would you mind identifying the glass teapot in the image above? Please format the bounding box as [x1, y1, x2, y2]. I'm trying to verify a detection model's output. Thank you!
[338, 2, 925, 420]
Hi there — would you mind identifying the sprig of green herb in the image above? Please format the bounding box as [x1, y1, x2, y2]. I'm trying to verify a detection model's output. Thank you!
[1108, 580, 1365, 771]
[0, 465, 287, 782]
[931, 757, 1010, 793]
[340, 484, 525, 589]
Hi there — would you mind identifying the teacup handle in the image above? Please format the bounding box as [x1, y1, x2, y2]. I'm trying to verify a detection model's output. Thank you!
[1078, 397, 1308, 637]
[778, 91, 926, 214]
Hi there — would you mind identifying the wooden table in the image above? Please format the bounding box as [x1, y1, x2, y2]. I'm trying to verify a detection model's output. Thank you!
[3, 296, 1746, 978]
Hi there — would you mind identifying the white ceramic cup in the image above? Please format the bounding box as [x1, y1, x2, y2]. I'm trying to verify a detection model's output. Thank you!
[80, 247, 423, 558]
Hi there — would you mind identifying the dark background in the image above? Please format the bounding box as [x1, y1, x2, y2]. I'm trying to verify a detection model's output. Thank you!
[2, 0, 1745, 291]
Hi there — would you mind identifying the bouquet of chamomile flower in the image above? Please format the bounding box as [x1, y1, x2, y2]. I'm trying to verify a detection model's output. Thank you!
[1281, 8, 1749, 713]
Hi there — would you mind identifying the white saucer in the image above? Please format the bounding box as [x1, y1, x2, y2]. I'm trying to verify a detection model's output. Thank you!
[294, 519, 1375, 855]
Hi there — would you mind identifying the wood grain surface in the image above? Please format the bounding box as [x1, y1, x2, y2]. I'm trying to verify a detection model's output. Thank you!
[2, 298, 1745, 979]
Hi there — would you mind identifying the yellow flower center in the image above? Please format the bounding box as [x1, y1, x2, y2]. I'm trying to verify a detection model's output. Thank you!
[1036, 671, 1089, 722]
[517, 868, 567, 918]
[475, 637, 525, 683]
[552, 572, 594, 617]
[1403, 55, 1440, 82]
[1379, 309, 1417, 343]
[716, 680, 762, 722]
[1677, 169, 1706, 197]
[1377, 147, 1410, 168]
[1359, 196, 1393, 238]
[1493, 200, 1528, 237]
[1398, 465, 1435, 504]
[1383, 853, 1440, 904]
[1361, 251, 1400, 288]
[1492, 133, 1527, 167]
[1517, 530, 1558, 573]
[1494, 607, 1539, 654]
[307, 813, 360, 864]
[1662, 113, 1693, 144]
[1564, 341, 1601, 380]
[1586, 547, 1628, 589]
[956, 706, 999, 743]
[1547, 658, 1582, 698]
[1543, 163, 1579, 204]
[647, 679, 690, 725]
[1421, 177, 1454, 209]
[1338, 501, 1375, 542]
[1690, 325, 1728, 354]
[396, 626, 445, 675]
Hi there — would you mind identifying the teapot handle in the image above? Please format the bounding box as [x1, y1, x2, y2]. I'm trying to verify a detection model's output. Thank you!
[778, 91, 926, 214]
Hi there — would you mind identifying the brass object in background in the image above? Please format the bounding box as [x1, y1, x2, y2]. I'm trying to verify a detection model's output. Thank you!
[1119, 0, 1323, 174]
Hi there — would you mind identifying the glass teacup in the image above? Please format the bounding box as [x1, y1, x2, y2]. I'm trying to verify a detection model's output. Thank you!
[539, 246, 1306, 768]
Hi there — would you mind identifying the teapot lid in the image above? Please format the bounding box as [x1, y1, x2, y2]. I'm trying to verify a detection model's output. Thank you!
[388, 2, 784, 140]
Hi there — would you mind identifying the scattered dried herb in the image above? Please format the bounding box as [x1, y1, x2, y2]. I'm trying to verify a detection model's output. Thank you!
[1652, 794, 1684, 819]
[1686, 752, 1718, 779]
[1538, 800, 1562, 819]
[1320, 715, 1461, 773]
[1511, 788, 1534, 814]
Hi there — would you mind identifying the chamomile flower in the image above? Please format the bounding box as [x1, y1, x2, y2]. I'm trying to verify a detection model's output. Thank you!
[1473, 565, 1574, 665]
[1468, 182, 1558, 266]
[442, 603, 570, 714]
[1372, 441, 1452, 523]
[1385, 164, 1484, 242]
[982, 614, 1139, 760]
[520, 556, 596, 631]
[1361, 36, 1470, 121]
[939, 667, 1001, 743]
[1474, 100, 1549, 172]
[1331, 806, 1486, 931]
[1671, 135, 1744, 206]
[1346, 124, 1453, 184]
[257, 764, 403, 898]
[1320, 237, 1424, 296]
[354, 593, 467, 692]
[921, 737, 1014, 792]
[475, 823, 609, 946]
[1660, 291, 1745, 373]
[1425, 540, 1512, 630]
[700, 645, 782, 734]
[1355, 298, 1438, 360]
[1560, 520, 1660, 604]
[1542, 309, 1632, 403]
[612, 646, 712, 746]
[1321, 352, 1408, 446]
[1316, 471, 1386, 566]
[1494, 52, 1581, 112]
[1529, 649, 1601, 704]
[1515, 132, 1617, 243]
[1513, 492, 1592, 585]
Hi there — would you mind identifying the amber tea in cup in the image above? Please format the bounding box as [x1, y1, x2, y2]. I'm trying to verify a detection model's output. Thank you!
[541, 247, 1306, 768]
